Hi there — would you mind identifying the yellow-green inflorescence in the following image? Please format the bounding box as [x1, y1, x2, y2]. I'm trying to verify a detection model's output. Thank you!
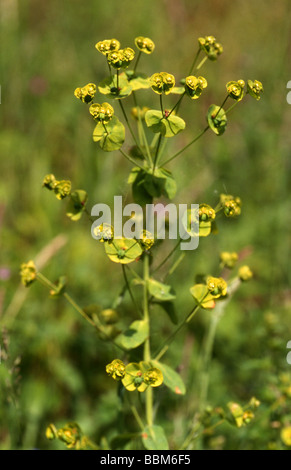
[74, 83, 97, 103]
[198, 35, 223, 60]
[247, 79, 264, 100]
[185, 75, 207, 99]
[220, 251, 239, 269]
[150, 72, 175, 95]
[220, 193, 242, 217]
[106, 360, 163, 392]
[95, 38, 120, 55]
[135, 36, 155, 54]
[42, 174, 71, 200]
[20, 260, 37, 287]
[206, 276, 228, 299]
[107, 48, 135, 69]
[89, 102, 114, 123]
[226, 80, 245, 101]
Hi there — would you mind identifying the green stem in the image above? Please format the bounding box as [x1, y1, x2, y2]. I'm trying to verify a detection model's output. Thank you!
[153, 133, 162, 173]
[133, 92, 153, 166]
[159, 93, 164, 115]
[154, 303, 201, 361]
[118, 100, 143, 153]
[143, 253, 153, 427]
[161, 126, 209, 166]
[168, 92, 186, 118]
[152, 238, 182, 274]
[133, 50, 142, 73]
[196, 55, 208, 71]
[188, 48, 201, 75]
[119, 148, 144, 170]
[121, 265, 142, 318]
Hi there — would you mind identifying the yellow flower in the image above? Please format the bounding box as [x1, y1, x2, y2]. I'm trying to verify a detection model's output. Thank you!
[238, 265, 253, 281]
[199, 203, 216, 222]
[220, 251, 238, 269]
[42, 174, 57, 190]
[135, 36, 155, 54]
[281, 426, 291, 446]
[150, 72, 175, 95]
[89, 102, 114, 123]
[220, 194, 242, 217]
[206, 276, 227, 298]
[106, 359, 126, 380]
[54, 180, 71, 200]
[226, 80, 245, 101]
[185, 75, 207, 99]
[74, 83, 97, 103]
[93, 223, 114, 242]
[20, 260, 37, 287]
[139, 230, 154, 250]
[143, 368, 163, 387]
[95, 39, 120, 55]
[198, 35, 223, 60]
[247, 79, 264, 100]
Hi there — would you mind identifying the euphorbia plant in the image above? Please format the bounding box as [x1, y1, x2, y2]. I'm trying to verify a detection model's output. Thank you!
[20, 35, 263, 450]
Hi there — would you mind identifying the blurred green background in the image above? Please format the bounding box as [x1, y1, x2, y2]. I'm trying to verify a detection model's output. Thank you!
[1, 0, 291, 450]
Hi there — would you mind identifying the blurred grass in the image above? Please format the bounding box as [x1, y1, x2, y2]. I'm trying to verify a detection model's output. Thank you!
[1, 0, 291, 450]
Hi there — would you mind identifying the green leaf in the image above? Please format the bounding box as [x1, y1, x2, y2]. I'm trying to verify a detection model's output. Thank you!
[190, 284, 215, 309]
[66, 189, 88, 221]
[126, 71, 151, 91]
[207, 104, 227, 136]
[98, 73, 132, 99]
[151, 360, 186, 395]
[145, 110, 186, 137]
[142, 425, 169, 450]
[147, 278, 176, 301]
[144, 168, 177, 200]
[152, 300, 178, 324]
[93, 116, 125, 152]
[115, 320, 149, 350]
[104, 238, 142, 264]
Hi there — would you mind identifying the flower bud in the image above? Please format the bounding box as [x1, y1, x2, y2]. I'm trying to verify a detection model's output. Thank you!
[43, 174, 57, 190]
[74, 83, 97, 103]
[198, 35, 223, 60]
[135, 36, 155, 54]
[57, 423, 82, 448]
[107, 48, 135, 69]
[20, 260, 37, 287]
[238, 265, 253, 281]
[247, 79, 264, 100]
[220, 251, 238, 269]
[106, 359, 126, 380]
[89, 102, 114, 123]
[45, 423, 58, 440]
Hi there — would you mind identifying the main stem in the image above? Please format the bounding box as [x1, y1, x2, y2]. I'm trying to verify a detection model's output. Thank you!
[143, 253, 153, 427]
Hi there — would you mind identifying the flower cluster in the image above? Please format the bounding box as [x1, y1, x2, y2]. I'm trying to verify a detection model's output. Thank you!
[107, 47, 135, 69]
[106, 360, 163, 392]
[93, 223, 114, 242]
[135, 36, 155, 54]
[206, 276, 228, 299]
[220, 251, 239, 269]
[43, 174, 71, 200]
[247, 79, 264, 100]
[74, 83, 97, 103]
[150, 72, 175, 95]
[138, 230, 155, 251]
[185, 75, 207, 99]
[238, 265, 253, 281]
[46, 422, 89, 450]
[89, 102, 114, 123]
[199, 203, 216, 222]
[226, 80, 245, 101]
[220, 194, 242, 217]
[20, 260, 37, 287]
[95, 38, 120, 55]
[198, 35, 223, 60]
